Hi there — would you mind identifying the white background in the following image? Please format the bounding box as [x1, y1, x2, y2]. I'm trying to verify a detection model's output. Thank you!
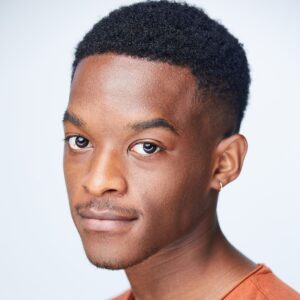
[0, 0, 299, 299]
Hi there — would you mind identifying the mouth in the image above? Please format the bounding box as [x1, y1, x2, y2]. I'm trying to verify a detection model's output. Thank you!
[78, 208, 138, 233]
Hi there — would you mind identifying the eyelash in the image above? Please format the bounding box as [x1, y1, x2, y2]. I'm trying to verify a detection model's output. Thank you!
[63, 135, 164, 156]
[63, 135, 92, 151]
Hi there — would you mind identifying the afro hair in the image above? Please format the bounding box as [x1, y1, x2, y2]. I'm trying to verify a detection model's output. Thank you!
[72, 0, 250, 134]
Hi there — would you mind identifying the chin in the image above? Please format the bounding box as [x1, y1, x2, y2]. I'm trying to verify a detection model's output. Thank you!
[80, 232, 163, 270]
[86, 254, 137, 270]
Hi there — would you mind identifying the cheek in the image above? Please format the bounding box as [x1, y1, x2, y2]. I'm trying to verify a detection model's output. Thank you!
[132, 158, 210, 242]
[63, 150, 86, 201]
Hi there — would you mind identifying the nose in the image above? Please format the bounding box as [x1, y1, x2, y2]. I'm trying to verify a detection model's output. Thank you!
[82, 149, 127, 197]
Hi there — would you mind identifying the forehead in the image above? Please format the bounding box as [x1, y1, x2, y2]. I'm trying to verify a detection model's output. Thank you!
[68, 53, 201, 132]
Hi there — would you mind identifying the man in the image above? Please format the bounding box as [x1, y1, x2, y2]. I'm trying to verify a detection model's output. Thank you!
[62, 1, 299, 299]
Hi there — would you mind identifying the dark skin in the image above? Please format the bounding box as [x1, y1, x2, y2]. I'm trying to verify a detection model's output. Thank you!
[63, 53, 255, 300]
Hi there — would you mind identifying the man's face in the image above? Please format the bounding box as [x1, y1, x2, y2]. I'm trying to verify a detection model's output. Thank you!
[63, 53, 216, 269]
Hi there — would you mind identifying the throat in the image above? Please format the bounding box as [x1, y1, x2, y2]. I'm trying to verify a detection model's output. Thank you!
[124, 223, 255, 300]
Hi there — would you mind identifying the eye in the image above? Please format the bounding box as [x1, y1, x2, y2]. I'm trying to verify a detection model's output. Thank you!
[64, 135, 92, 151]
[130, 142, 162, 156]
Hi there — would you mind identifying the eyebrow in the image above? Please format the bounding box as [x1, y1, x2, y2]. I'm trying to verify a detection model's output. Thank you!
[127, 118, 179, 135]
[63, 110, 87, 129]
[62, 110, 179, 135]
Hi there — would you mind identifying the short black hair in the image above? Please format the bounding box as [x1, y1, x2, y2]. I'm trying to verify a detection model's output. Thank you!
[72, 0, 250, 134]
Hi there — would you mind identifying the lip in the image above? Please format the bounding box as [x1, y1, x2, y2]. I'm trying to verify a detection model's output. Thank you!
[78, 209, 138, 232]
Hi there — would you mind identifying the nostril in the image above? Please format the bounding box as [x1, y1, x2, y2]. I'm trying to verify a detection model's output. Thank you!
[82, 175, 128, 197]
[107, 188, 118, 193]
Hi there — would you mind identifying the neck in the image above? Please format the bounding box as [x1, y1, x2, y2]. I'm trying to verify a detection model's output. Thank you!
[125, 215, 255, 300]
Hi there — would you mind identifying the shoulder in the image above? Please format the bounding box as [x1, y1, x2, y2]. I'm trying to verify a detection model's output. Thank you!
[111, 289, 133, 300]
[223, 264, 300, 300]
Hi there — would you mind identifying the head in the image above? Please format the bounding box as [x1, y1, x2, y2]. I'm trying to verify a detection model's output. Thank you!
[63, 1, 250, 270]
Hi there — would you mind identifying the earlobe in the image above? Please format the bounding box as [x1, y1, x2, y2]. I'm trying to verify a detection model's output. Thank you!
[211, 134, 248, 191]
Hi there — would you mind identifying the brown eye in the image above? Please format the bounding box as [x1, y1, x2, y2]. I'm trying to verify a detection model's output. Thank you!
[64, 135, 92, 151]
[131, 142, 161, 156]
[75, 136, 89, 148]
[143, 143, 157, 154]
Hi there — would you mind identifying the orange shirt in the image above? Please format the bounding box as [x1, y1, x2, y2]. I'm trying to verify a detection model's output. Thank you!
[112, 264, 300, 299]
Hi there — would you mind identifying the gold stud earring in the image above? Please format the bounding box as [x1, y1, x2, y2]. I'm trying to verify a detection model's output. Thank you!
[219, 181, 223, 191]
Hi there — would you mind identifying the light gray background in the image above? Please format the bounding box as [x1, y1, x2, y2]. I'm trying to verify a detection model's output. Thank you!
[1, 0, 299, 299]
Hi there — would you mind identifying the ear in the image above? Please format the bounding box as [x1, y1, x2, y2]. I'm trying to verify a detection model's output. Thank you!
[210, 134, 248, 191]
